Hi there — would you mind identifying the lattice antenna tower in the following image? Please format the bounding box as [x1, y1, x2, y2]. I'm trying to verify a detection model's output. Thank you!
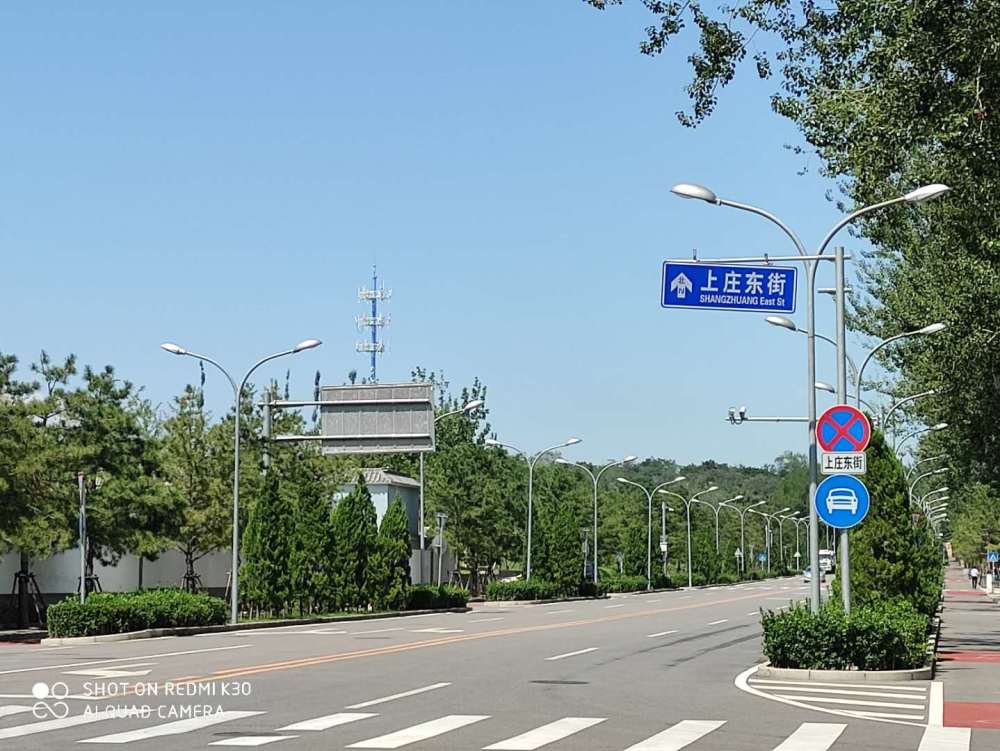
[356, 264, 391, 383]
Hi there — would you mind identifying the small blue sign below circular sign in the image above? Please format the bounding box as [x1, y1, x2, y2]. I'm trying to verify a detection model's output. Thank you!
[988, 551, 999, 563]
[815, 474, 870, 530]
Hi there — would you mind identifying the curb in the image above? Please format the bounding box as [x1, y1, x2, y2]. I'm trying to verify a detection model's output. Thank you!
[482, 595, 608, 606]
[756, 663, 933, 682]
[39, 607, 471, 646]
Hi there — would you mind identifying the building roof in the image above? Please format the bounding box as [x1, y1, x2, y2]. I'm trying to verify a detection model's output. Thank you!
[356, 467, 420, 489]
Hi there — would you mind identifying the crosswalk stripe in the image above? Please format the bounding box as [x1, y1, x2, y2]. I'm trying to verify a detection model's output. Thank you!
[756, 685, 928, 701]
[78, 710, 264, 744]
[0, 706, 34, 718]
[483, 717, 605, 750]
[278, 712, 377, 731]
[347, 715, 490, 749]
[0, 710, 117, 740]
[209, 736, 297, 746]
[772, 723, 845, 751]
[917, 726, 970, 751]
[346, 683, 451, 709]
[773, 694, 924, 710]
[622, 720, 725, 750]
[748, 679, 926, 693]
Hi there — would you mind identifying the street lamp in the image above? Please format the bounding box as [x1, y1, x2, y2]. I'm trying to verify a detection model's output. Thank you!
[691, 494, 744, 553]
[719, 499, 765, 575]
[617, 476, 685, 589]
[672, 180, 949, 612]
[856, 324, 946, 409]
[906, 454, 949, 482]
[814, 381, 877, 414]
[417, 399, 483, 581]
[657, 484, 719, 588]
[766, 317, 860, 387]
[160, 337, 321, 624]
[486, 436, 581, 579]
[782, 514, 808, 568]
[907, 467, 949, 507]
[895, 422, 948, 453]
[557, 455, 637, 583]
[882, 390, 937, 432]
[747, 507, 790, 574]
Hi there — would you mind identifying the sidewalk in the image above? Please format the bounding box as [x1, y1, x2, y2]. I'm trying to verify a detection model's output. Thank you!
[936, 561, 1000, 729]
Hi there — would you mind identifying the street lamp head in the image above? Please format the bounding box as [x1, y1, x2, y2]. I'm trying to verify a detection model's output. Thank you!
[623, 455, 638, 464]
[765, 315, 798, 332]
[732, 494, 745, 501]
[932, 422, 948, 430]
[933, 467, 950, 475]
[485, 439, 501, 447]
[463, 399, 484, 412]
[555, 458, 572, 465]
[616, 477, 630, 485]
[750, 500, 766, 508]
[670, 183, 719, 204]
[815, 380, 836, 394]
[904, 183, 950, 203]
[918, 322, 946, 335]
[707, 485, 719, 492]
[160, 342, 187, 356]
[565, 437, 582, 446]
[293, 338, 322, 353]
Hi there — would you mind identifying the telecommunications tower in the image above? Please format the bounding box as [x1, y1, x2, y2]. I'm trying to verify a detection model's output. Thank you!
[356, 265, 390, 383]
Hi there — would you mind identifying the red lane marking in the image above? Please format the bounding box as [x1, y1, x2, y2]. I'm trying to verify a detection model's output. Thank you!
[945, 702, 1000, 729]
[944, 589, 988, 596]
[938, 651, 1000, 662]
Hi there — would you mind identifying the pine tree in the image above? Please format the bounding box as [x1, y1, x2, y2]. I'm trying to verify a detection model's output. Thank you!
[543, 501, 583, 594]
[372, 496, 412, 610]
[331, 474, 377, 610]
[241, 471, 293, 615]
[287, 457, 332, 614]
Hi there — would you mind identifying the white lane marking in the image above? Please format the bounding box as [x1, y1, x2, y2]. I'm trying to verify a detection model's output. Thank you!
[917, 726, 970, 750]
[623, 720, 725, 750]
[79, 710, 264, 744]
[350, 628, 404, 635]
[678, 595, 692, 600]
[411, 628, 463, 634]
[545, 610, 572, 615]
[64, 662, 156, 678]
[847, 711, 926, 720]
[748, 679, 926, 693]
[467, 618, 504, 624]
[604, 604, 624, 610]
[0, 645, 250, 676]
[483, 717, 606, 750]
[0, 710, 117, 740]
[39, 646, 74, 651]
[928, 681, 944, 725]
[295, 629, 348, 635]
[647, 630, 678, 638]
[0, 706, 34, 718]
[279, 712, 377, 731]
[772, 723, 846, 751]
[773, 694, 924, 710]
[756, 685, 928, 701]
[210, 737, 297, 747]
[346, 683, 452, 709]
[348, 715, 489, 748]
[647, 600, 661, 604]
[545, 648, 598, 661]
[707, 619, 728, 626]
[747, 611, 760, 616]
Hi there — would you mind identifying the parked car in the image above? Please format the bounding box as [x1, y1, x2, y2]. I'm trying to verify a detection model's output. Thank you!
[826, 487, 859, 514]
[803, 565, 826, 583]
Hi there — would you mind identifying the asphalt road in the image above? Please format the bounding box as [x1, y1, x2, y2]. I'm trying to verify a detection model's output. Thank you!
[0, 579, 982, 750]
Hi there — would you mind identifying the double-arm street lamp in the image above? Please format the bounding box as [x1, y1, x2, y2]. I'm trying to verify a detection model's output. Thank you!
[747, 507, 791, 573]
[782, 514, 808, 567]
[486, 437, 581, 580]
[691, 494, 744, 553]
[856, 324, 946, 409]
[558, 455, 637, 583]
[719, 499, 765, 574]
[160, 338, 322, 624]
[673, 181, 949, 613]
[906, 454, 949, 483]
[656, 484, 719, 588]
[616, 477, 685, 589]
[908, 467, 949, 508]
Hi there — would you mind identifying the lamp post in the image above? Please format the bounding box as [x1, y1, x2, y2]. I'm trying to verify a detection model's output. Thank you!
[719, 499, 765, 574]
[783, 514, 808, 568]
[617, 477, 685, 589]
[660, 502, 673, 576]
[908, 467, 949, 507]
[856, 324, 946, 409]
[748, 507, 790, 574]
[815, 381, 877, 415]
[895, 423, 948, 453]
[418, 399, 483, 582]
[691, 495, 744, 553]
[486, 437, 581, 580]
[671, 180, 949, 612]
[765, 317, 859, 387]
[882, 390, 937, 433]
[657, 485, 719, 588]
[558, 455, 637, 583]
[906, 454, 949, 483]
[160, 338, 322, 624]
[920, 488, 949, 509]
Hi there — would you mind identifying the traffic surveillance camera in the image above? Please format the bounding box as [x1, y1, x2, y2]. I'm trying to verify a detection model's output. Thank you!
[738, 406, 748, 420]
[728, 407, 737, 424]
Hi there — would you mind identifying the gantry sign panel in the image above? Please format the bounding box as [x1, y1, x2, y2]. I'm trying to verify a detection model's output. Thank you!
[319, 382, 435, 455]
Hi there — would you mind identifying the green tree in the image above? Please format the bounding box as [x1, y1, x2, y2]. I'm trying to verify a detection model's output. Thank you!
[286, 454, 334, 614]
[371, 496, 412, 610]
[241, 471, 293, 615]
[330, 474, 378, 610]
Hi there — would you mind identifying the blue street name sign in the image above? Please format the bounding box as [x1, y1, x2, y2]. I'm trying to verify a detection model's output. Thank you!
[816, 474, 870, 530]
[661, 261, 797, 313]
[988, 551, 998, 563]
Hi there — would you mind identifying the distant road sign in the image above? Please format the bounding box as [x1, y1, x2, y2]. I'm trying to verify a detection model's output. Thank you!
[816, 475, 871, 530]
[661, 262, 796, 313]
[988, 551, 998, 563]
[821, 451, 867, 475]
[817, 404, 871, 453]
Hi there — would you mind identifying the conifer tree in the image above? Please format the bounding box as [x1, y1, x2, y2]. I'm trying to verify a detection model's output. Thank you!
[331, 474, 377, 610]
[241, 471, 293, 615]
[372, 496, 411, 610]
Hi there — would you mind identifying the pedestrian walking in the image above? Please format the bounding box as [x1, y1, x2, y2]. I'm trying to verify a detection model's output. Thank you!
[971, 566, 980, 589]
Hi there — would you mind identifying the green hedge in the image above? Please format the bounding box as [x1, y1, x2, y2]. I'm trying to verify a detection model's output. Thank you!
[486, 580, 560, 601]
[762, 600, 928, 670]
[47, 590, 226, 638]
[601, 575, 649, 593]
[404, 584, 469, 610]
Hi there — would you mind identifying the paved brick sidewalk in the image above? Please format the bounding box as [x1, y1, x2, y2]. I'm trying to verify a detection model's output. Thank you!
[937, 561, 1000, 730]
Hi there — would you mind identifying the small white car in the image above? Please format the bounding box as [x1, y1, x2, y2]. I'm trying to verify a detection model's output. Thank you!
[826, 487, 859, 515]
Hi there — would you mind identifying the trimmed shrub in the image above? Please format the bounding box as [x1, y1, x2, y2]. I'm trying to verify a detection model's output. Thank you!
[601, 575, 649, 593]
[404, 584, 469, 610]
[47, 590, 226, 638]
[578, 581, 610, 598]
[485, 580, 560, 601]
[762, 600, 928, 671]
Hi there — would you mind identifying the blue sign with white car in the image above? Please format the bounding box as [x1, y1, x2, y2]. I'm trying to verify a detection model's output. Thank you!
[661, 262, 796, 313]
[815, 474, 870, 530]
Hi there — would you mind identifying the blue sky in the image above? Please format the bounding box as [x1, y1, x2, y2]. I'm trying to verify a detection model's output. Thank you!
[1, 3, 875, 467]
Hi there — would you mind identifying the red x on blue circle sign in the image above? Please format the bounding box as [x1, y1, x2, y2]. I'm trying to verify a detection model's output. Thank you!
[817, 404, 871, 452]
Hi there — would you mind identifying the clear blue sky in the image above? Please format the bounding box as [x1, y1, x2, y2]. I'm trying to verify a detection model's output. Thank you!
[1, 3, 874, 468]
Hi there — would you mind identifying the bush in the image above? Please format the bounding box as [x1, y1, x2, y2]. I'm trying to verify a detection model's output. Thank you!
[601, 575, 649, 593]
[762, 600, 928, 671]
[485, 580, 560, 601]
[577, 581, 609, 598]
[404, 584, 468, 610]
[47, 590, 226, 638]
